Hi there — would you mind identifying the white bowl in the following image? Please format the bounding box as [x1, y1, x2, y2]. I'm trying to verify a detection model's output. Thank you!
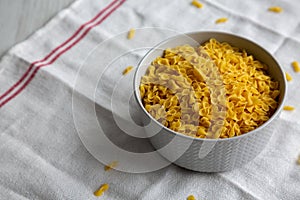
[134, 31, 286, 172]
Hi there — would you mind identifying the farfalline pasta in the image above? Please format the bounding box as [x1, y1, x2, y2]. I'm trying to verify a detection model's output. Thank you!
[286, 72, 292, 81]
[268, 6, 283, 13]
[123, 66, 134, 75]
[292, 61, 300, 73]
[215, 17, 228, 24]
[140, 39, 280, 139]
[94, 183, 109, 197]
[191, 0, 203, 9]
[127, 28, 136, 40]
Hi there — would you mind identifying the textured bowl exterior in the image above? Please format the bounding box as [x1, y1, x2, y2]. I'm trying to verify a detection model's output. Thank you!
[141, 107, 278, 172]
[134, 31, 286, 172]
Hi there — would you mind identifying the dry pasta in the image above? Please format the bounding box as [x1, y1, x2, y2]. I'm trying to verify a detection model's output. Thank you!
[104, 161, 118, 171]
[94, 183, 109, 197]
[268, 6, 283, 13]
[297, 155, 300, 165]
[191, 0, 203, 9]
[283, 106, 294, 111]
[285, 72, 292, 81]
[215, 18, 228, 24]
[187, 195, 196, 200]
[140, 39, 279, 138]
[123, 66, 134, 75]
[292, 61, 300, 72]
[127, 28, 136, 40]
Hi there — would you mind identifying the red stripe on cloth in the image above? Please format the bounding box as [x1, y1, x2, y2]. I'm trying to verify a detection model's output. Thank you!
[0, 0, 119, 101]
[0, 0, 126, 108]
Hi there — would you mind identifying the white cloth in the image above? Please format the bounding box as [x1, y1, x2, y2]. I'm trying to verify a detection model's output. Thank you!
[1, 0, 300, 199]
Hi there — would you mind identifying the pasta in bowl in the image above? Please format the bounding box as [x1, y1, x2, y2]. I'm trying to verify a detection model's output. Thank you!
[134, 32, 286, 172]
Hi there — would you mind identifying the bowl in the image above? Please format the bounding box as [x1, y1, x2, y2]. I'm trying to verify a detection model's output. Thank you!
[133, 31, 286, 172]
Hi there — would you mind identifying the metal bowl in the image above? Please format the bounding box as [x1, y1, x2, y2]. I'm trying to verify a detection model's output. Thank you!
[133, 31, 286, 172]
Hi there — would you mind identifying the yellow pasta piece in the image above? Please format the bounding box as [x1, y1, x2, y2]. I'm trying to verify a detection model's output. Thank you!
[292, 61, 300, 72]
[187, 195, 196, 200]
[283, 106, 295, 111]
[191, 0, 203, 9]
[123, 66, 134, 75]
[127, 28, 136, 40]
[285, 72, 292, 81]
[297, 155, 300, 165]
[104, 161, 118, 171]
[268, 6, 283, 13]
[215, 17, 228, 24]
[94, 183, 109, 197]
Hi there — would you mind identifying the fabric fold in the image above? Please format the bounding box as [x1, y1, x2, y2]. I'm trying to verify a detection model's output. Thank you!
[0, 0, 300, 199]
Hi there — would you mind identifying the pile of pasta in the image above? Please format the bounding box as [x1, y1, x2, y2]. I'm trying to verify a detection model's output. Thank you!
[139, 38, 280, 139]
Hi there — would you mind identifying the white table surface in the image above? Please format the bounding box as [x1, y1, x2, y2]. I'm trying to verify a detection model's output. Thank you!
[0, 0, 75, 57]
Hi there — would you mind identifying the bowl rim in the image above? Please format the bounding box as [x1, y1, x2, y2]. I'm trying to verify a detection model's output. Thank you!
[133, 31, 287, 142]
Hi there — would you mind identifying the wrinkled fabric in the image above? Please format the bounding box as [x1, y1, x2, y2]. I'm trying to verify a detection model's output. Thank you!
[0, 0, 300, 199]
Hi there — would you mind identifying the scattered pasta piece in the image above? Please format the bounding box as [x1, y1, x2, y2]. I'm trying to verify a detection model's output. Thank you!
[123, 66, 134, 75]
[187, 195, 196, 200]
[285, 72, 292, 81]
[127, 28, 136, 40]
[268, 6, 283, 13]
[94, 183, 109, 197]
[297, 155, 300, 165]
[191, 0, 203, 9]
[283, 106, 295, 111]
[104, 161, 118, 171]
[215, 18, 228, 24]
[292, 61, 300, 72]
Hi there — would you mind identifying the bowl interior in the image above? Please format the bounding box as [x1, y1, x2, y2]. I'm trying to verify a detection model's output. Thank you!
[134, 31, 286, 140]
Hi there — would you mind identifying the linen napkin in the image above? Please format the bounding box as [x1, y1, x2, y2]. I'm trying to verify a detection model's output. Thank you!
[1, 0, 300, 199]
